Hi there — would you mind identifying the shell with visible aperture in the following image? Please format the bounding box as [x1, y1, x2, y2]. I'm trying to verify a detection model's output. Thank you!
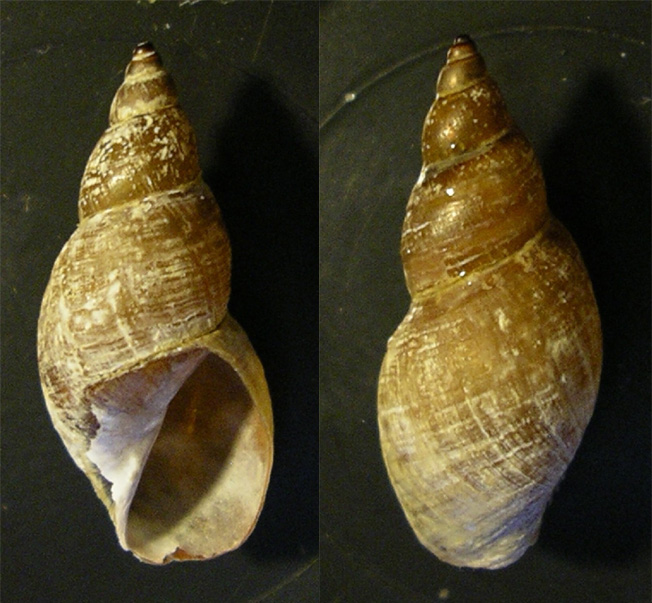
[37, 42, 273, 564]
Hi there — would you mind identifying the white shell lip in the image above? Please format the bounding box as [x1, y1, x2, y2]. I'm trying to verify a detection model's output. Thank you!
[86, 350, 208, 551]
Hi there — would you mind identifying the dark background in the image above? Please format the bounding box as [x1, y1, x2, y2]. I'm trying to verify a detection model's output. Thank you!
[3, 1, 651, 602]
[1, 2, 317, 601]
[320, 2, 651, 602]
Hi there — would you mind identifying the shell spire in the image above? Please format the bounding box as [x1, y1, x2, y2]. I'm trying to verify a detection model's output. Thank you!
[78, 42, 200, 220]
[422, 35, 514, 167]
[435, 35, 486, 97]
[402, 36, 544, 298]
[109, 42, 179, 125]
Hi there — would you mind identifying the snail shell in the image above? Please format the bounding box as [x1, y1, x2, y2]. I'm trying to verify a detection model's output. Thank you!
[37, 43, 273, 564]
[377, 36, 602, 569]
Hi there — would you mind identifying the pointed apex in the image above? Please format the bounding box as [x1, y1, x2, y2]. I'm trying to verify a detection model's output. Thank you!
[109, 42, 178, 126]
[453, 34, 473, 45]
[133, 41, 157, 59]
[436, 35, 486, 97]
[421, 36, 513, 167]
[448, 35, 478, 62]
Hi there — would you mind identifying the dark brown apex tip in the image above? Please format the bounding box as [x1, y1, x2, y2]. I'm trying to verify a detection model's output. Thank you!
[133, 41, 158, 61]
[446, 34, 478, 64]
[124, 42, 164, 79]
[453, 34, 474, 46]
[435, 34, 486, 97]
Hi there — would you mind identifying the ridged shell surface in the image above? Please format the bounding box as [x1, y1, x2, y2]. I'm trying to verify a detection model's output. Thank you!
[377, 36, 602, 569]
[38, 43, 273, 564]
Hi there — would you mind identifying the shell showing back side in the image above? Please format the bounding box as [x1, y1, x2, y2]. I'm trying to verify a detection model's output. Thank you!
[38, 43, 273, 564]
[377, 36, 602, 569]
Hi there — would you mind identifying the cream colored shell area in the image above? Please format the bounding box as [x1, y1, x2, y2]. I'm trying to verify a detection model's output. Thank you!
[78, 108, 199, 220]
[378, 219, 602, 569]
[37, 181, 230, 422]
